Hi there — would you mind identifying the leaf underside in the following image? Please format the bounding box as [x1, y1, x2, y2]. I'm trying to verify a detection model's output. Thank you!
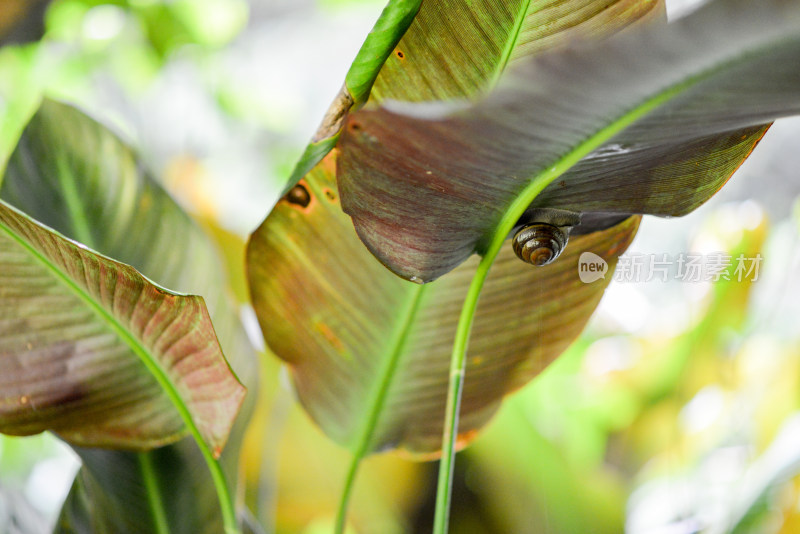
[247, 0, 668, 458]
[56, 439, 248, 534]
[285, 0, 665, 193]
[336, 0, 790, 281]
[0, 199, 244, 452]
[247, 0, 788, 461]
[248, 154, 638, 455]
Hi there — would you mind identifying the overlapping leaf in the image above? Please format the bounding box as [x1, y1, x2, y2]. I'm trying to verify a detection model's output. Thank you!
[337, 0, 794, 281]
[287, 0, 665, 190]
[249, 0, 661, 459]
[0, 99, 256, 532]
[247, 154, 638, 455]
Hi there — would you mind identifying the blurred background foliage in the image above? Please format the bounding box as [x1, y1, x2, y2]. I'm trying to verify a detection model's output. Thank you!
[2, 0, 800, 533]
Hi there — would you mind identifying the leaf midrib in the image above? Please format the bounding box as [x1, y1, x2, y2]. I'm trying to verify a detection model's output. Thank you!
[479, 31, 796, 256]
[55, 153, 96, 250]
[335, 282, 426, 533]
[357, 282, 427, 450]
[490, 0, 533, 88]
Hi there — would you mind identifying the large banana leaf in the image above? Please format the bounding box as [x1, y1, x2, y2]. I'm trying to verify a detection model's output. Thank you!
[247, 154, 638, 455]
[248, 0, 666, 462]
[0, 199, 244, 451]
[0, 100, 256, 533]
[249, 0, 733, 455]
[337, 0, 793, 281]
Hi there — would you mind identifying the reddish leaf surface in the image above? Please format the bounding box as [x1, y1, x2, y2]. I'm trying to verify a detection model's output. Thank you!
[248, 154, 639, 455]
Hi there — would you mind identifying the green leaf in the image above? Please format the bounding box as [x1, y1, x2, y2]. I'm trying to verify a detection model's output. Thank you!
[54, 438, 251, 534]
[1, 99, 257, 533]
[335, 0, 793, 281]
[1, 100, 256, 381]
[2, 99, 228, 303]
[247, 153, 638, 455]
[0, 45, 42, 178]
[369, 0, 664, 102]
[344, 0, 423, 106]
[0, 198, 244, 451]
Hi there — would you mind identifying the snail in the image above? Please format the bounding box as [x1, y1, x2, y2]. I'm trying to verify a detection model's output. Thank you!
[512, 223, 569, 266]
[511, 208, 580, 266]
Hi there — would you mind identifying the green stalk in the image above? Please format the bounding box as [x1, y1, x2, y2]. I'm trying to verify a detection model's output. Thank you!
[334, 450, 361, 534]
[431, 73, 702, 533]
[335, 285, 427, 534]
[431, 249, 491, 533]
[139, 451, 171, 534]
[430, 176, 556, 534]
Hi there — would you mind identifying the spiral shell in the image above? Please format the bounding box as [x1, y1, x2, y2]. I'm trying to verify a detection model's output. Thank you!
[512, 223, 569, 266]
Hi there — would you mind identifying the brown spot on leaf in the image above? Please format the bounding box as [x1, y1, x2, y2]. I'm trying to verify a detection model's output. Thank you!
[395, 49, 405, 60]
[323, 188, 337, 202]
[284, 184, 311, 208]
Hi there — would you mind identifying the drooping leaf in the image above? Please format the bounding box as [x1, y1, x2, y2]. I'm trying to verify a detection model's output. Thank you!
[0, 199, 244, 451]
[336, 0, 792, 281]
[0, 99, 257, 532]
[251, 0, 661, 459]
[247, 153, 638, 455]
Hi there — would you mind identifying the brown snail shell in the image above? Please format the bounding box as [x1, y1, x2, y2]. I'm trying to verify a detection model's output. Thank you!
[512, 223, 569, 266]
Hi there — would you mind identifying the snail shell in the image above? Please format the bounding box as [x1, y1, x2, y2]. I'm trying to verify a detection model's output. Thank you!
[512, 223, 569, 266]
